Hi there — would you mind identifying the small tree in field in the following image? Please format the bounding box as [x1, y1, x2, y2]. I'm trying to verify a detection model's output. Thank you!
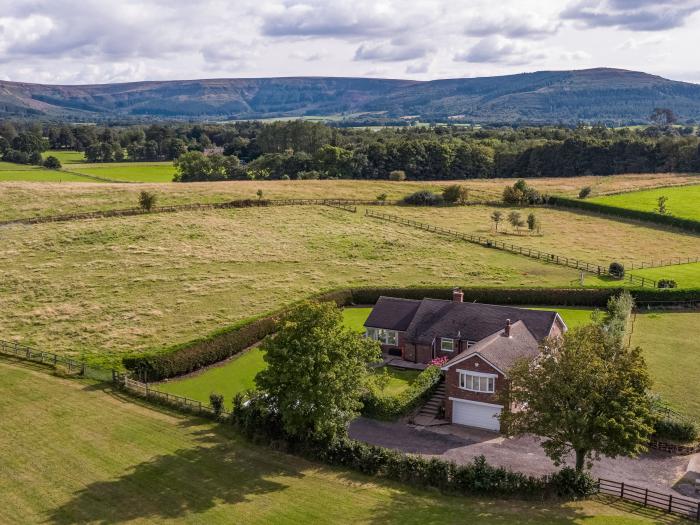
[527, 212, 540, 234]
[138, 191, 157, 212]
[491, 210, 503, 232]
[255, 301, 380, 440]
[578, 186, 591, 199]
[376, 192, 388, 202]
[442, 184, 469, 205]
[656, 196, 668, 215]
[256, 188, 264, 200]
[508, 211, 524, 233]
[389, 170, 406, 181]
[43, 156, 62, 169]
[500, 324, 654, 472]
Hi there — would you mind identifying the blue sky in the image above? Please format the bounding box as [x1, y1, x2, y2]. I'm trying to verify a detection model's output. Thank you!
[0, 0, 699, 84]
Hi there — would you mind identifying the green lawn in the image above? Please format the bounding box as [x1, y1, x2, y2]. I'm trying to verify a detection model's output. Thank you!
[527, 306, 598, 328]
[590, 184, 700, 222]
[0, 358, 676, 524]
[67, 163, 177, 182]
[631, 311, 700, 421]
[44, 150, 86, 164]
[0, 169, 94, 182]
[157, 347, 267, 403]
[343, 307, 372, 332]
[628, 263, 700, 289]
[373, 367, 421, 397]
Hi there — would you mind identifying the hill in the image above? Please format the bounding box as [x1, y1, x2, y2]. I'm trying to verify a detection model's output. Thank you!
[2, 68, 700, 123]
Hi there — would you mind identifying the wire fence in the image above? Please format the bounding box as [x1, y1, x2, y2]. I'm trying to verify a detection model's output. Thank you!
[598, 478, 700, 521]
[365, 210, 660, 288]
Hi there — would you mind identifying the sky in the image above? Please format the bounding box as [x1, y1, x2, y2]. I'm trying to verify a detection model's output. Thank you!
[0, 0, 699, 85]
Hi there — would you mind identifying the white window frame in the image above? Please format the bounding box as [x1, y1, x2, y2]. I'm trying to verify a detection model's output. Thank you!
[457, 369, 496, 393]
[441, 338, 455, 352]
[366, 327, 398, 346]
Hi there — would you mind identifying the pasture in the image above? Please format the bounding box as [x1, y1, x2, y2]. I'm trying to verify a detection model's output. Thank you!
[67, 162, 177, 183]
[0, 161, 91, 182]
[590, 184, 700, 222]
[0, 358, 674, 525]
[628, 262, 700, 289]
[0, 206, 585, 367]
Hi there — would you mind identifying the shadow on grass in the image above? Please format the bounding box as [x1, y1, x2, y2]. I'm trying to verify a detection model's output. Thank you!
[46, 423, 301, 525]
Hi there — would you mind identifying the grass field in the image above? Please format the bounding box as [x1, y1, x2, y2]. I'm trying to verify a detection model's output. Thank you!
[66, 163, 177, 182]
[0, 172, 697, 220]
[590, 184, 700, 221]
[0, 358, 677, 525]
[628, 263, 700, 289]
[0, 206, 590, 367]
[0, 161, 93, 182]
[45, 149, 87, 164]
[384, 205, 700, 270]
[158, 347, 266, 403]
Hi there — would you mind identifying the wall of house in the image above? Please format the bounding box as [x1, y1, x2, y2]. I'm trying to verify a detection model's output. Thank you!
[443, 355, 507, 421]
[378, 331, 406, 357]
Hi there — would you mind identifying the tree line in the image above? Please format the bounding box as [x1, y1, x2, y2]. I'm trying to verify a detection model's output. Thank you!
[2, 119, 700, 181]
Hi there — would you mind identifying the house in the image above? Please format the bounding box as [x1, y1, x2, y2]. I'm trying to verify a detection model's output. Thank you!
[363, 289, 567, 431]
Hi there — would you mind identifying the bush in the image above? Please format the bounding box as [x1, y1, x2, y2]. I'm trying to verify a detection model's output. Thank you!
[654, 418, 698, 443]
[578, 186, 592, 199]
[138, 191, 157, 211]
[362, 365, 442, 420]
[43, 156, 62, 169]
[609, 262, 625, 279]
[402, 190, 444, 206]
[503, 180, 543, 205]
[442, 184, 469, 204]
[210, 393, 225, 417]
[657, 279, 677, 289]
[389, 170, 406, 181]
[547, 467, 597, 499]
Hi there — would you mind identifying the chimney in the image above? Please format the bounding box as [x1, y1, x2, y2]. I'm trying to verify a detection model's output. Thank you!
[452, 287, 463, 303]
[504, 319, 512, 337]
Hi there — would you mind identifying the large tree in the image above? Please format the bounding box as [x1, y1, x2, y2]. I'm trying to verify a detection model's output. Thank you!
[255, 301, 381, 440]
[500, 324, 654, 472]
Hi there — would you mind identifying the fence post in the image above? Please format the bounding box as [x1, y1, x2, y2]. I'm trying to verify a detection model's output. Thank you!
[696, 501, 700, 521]
[644, 488, 648, 506]
[668, 494, 672, 513]
[621, 482, 625, 498]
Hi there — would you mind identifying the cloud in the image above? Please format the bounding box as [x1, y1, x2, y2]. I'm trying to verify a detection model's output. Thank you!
[354, 41, 434, 62]
[464, 14, 561, 39]
[454, 36, 546, 65]
[561, 0, 700, 31]
[406, 61, 431, 74]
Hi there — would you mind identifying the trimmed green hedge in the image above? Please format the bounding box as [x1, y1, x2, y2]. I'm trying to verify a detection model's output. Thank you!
[362, 365, 442, 420]
[547, 196, 700, 233]
[654, 419, 699, 443]
[122, 289, 352, 381]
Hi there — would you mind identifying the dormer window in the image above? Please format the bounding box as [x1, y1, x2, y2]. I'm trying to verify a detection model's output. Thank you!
[441, 338, 454, 352]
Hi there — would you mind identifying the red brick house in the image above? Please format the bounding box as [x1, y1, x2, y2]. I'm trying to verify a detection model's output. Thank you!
[364, 289, 567, 431]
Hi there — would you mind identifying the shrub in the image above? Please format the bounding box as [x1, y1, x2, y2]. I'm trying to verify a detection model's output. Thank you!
[43, 156, 62, 169]
[609, 262, 625, 279]
[402, 190, 444, 206]
[362, 365, 442, 420]
[376, 193, 388, 202]
[547, 467, 597, 499]
[138, 191, 157, 212]
[209, 393, 225, 417]
[389, 170, 406, 181]
[297, 170, 321, 180]
[503, 180, 542, 205]
[578, 186, 592, 199]
[442, 184, 469, 204]
[653, 418, 698, 443]
[657, 279, 677, 289]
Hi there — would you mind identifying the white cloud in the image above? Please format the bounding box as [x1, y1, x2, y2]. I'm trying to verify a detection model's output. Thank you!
[562, 0, 700, 31]
[455, 36, 546, 65]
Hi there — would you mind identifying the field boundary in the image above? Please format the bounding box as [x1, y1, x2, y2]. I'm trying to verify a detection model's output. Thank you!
[365, 209, 659, 287]
[547, 196, 700, 234]
[59, 167, 136, 184]
[597, 478, 700, 521]
[591, 181, 700, 199]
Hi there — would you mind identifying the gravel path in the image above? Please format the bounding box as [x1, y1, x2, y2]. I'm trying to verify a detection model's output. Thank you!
[349, 417, 698, 499]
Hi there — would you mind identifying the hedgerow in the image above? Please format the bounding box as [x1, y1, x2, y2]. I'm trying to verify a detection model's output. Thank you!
[361, 365, 442, 420]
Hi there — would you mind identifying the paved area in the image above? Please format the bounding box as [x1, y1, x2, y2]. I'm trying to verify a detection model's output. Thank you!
[349, 417, 699, 500]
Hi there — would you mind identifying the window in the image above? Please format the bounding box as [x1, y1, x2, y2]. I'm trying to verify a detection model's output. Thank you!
[458, 370, 496, 393]
[366, 327, 398, 346]
[441, 338, 454, 352]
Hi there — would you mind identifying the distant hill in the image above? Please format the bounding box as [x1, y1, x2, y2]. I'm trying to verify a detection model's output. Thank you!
[2, 68, 700, 124]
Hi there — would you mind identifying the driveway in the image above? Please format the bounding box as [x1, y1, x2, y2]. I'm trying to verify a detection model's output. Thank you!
[349, 417, 699, 500]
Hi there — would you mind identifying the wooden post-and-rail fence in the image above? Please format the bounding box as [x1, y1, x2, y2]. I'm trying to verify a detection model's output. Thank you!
[598, 478, 700, 521]
[365, 210, 659, 288]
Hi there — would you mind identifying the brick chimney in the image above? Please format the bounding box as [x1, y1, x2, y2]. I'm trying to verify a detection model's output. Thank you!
[504, 319, 512, 337]
[452, 287, 464, 303]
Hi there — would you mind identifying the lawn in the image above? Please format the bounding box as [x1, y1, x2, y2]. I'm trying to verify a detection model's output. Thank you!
[66, 162, 178, 182]
[372, 367, 421, 397]
[0, 160, 93, 182]
[384, 205, 700, 269]
[157, 347, 267, 403]
[343, 307, 373, 332]
[0, 206, 587, 367]
[0, 358, 676, 525]
[631, 311, 700, 421]
[628, 262, 700, 289]
[590, 184, 700, 222]
[44, 149, 87, 164]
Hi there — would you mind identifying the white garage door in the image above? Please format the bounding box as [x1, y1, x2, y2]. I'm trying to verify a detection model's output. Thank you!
[451, 398, 502, 431]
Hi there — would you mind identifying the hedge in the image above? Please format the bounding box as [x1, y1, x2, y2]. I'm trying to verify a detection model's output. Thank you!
[547, 196, 700, 234]
[123, 286, 700, 380]
[653, 419, 699, 443]
[230, 395, 597, 500]
[362, 365, 442, 420]
[122, 289, 352, 381]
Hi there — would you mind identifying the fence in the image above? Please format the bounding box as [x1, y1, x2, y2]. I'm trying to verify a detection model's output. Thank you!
[365, 210, 661, 286]
[598, 478, 700, 521]
[628, 256, 700, 270]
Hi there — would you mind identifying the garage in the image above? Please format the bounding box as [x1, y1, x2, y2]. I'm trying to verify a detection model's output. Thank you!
[450, 398, 502, 431]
